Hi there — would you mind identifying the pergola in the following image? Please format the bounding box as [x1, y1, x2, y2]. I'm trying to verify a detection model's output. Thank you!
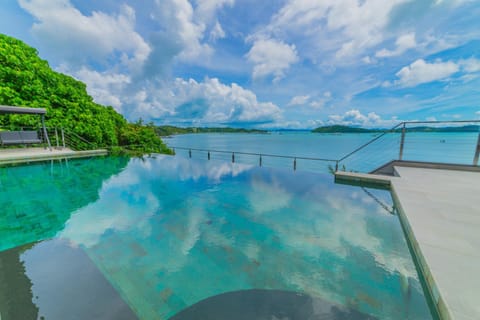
[0, 105, 51, 149]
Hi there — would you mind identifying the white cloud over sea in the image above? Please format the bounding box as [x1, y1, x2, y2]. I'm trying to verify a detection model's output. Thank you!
[3, 0, 480, 127]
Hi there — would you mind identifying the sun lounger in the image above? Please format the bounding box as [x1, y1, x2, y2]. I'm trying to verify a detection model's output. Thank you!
[0, 130, 42, 145]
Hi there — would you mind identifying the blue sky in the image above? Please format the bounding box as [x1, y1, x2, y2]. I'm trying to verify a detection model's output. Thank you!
[1, 0, 480, 128]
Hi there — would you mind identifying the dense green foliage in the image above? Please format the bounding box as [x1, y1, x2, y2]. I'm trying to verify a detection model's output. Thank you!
[403, 125, 479, 132]
[0, 34, 171, 154]
[156, 125, 267, 136]
[313, 124, 479, 133]
[312, 125, 377, 133]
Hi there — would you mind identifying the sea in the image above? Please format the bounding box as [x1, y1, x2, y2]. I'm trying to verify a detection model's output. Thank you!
[165, 131, 479, 173]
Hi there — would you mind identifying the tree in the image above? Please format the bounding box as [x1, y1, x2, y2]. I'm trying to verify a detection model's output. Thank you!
[0, 34, 171, 154]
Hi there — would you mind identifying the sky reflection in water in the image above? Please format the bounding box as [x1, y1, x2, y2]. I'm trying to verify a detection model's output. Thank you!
[58, 155, 432, 320]
[0, 155, 433, 319]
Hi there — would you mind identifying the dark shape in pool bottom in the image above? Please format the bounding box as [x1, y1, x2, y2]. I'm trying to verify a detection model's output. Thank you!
[170, 289, 377, 320]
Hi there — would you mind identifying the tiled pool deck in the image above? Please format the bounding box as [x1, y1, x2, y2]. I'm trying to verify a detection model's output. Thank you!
[0, 147, 108, 164]
[336, 167, 480, 320]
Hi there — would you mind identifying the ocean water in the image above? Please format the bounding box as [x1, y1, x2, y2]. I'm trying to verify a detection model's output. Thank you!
[0, 155, 434, 319]
[166, 131, 479, 173]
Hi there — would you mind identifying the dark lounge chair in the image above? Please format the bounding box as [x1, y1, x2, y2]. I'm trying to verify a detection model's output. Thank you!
[0, 130, 42, 146]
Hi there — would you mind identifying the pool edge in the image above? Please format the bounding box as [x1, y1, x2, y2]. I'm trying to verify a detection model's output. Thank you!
[334, 170, 447, 320]
[0, 149, 108, 166]
[390, 184, 446, 320]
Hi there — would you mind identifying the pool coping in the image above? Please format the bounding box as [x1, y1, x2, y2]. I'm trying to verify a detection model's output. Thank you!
[389, 182, 446, 320]
[335, 167, 480, 320]
[0, 148, 108, 165]
[335, 171, 445, 319]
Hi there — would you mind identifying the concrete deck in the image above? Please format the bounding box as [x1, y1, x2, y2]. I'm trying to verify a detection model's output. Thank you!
[336, 167, 480, 320]
[0, 147, 108, 165]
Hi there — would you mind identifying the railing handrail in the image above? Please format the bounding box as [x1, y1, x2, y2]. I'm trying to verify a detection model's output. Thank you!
[2, 120, 479, 170]
[169, 120, 480, 171]
[61, 128, 96, 147]
[336, 120, 480, 164]
[337, 122, 404, 163]
[171, 146, 338, 162]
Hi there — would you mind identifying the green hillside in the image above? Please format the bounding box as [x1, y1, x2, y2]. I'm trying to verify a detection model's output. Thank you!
[313, 124, 479, 133]
[403, 125, 479, 132]
[312, 125, 378, 133]
[156, 125, 267, 136]
[0, 34, 171, 155]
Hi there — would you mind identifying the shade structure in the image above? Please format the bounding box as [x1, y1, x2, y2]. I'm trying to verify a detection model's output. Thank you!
[0, 105, 46, 115]
[0, 105, 51, 149]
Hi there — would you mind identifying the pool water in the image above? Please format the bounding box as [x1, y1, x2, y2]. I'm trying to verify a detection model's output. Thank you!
[0, 156, 433, 319]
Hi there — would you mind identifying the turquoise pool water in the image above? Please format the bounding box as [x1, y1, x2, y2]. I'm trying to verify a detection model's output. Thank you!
[0, 156, 434, 319]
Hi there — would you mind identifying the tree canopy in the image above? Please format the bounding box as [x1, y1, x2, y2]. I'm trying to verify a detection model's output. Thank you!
[312, 124, 480, 133]
[155, 125, 267, 136]
[312, 125, 378, 133]
[0, 34, 171, 154]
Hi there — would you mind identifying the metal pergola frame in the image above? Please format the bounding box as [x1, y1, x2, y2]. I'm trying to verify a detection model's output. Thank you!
[0, 105, 51, 149]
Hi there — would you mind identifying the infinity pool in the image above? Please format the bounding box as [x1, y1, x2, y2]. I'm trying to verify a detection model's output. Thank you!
[0, 156, 433, 319]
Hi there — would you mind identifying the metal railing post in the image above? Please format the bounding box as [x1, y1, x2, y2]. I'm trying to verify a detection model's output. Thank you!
[474, 131, 480, 166]
[61, 127, 66, 149]
[41, 115, 51, 150]
[55, 127, 60, 149]
[399, 122, 406, 160]
[169, 146, 360, 172]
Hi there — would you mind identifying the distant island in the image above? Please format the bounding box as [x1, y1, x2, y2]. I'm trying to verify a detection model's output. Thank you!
[312, 124, 479, 133]
[156, 125, 267, 136]
[312, 125, 377, 133]
[400, 125, 480, 132]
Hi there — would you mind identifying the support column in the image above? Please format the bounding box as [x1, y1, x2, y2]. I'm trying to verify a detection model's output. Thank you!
[41, 115, 51, 150]
[473, 131, 480, 166]
[61, 127, 66, 149]
[399, 123, 406, 160]
[55, 127, 59, 149]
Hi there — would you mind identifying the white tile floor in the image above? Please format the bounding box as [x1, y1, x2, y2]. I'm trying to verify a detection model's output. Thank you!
[391, 167, 480, 320]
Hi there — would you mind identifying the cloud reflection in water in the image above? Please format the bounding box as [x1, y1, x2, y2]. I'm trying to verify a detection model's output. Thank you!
[58, 156, 432, 320]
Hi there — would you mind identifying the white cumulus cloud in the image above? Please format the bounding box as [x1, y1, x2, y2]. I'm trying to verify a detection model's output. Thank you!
[18, 0, 150, 70]
[195, 0, 235, 22]
[264, 0, 409, 63]
[328, 109, 400, 128]
[151, 0, 211, 63]
[460, 58, 480, 73]
[149, 0, 234, 66]
[376, 33, 417, 58]
[388, 57, 480, 88]
[246, 38, 299, 81]
[140, 0, 235, 79]
[66, 67, 131, 112]
[209, 20, 226, 41]
[394, 59, 459, 87]
[128, 77, 281, 125]
[310, 91, 332, 109]
[287, 91, 332, 108]
[288, 95, 310, 106]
